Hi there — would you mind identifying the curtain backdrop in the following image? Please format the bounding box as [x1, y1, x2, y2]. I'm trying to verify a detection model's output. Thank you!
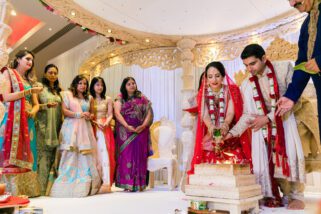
[101, 64, 184, 136]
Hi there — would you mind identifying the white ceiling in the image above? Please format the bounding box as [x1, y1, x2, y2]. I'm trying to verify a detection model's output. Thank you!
[74, 0, 294, 35]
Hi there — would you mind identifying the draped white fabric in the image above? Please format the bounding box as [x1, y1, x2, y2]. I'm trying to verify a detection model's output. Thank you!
[101, 64, 184, 135]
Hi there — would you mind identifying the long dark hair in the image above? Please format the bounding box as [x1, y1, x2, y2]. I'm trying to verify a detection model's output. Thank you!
[11, 50, 37, 84]
[42, 64, 62, 94]
[89, 77, 106, 99]
[120, 77, 141, 101]
[69, 74, 89, 100]
[198, 71, 205, 91]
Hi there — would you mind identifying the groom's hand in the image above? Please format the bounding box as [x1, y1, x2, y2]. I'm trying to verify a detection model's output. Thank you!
[249, 115, 269, 132]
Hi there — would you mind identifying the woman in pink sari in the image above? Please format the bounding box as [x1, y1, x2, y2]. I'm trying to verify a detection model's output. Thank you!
[189, 61, 252, 174]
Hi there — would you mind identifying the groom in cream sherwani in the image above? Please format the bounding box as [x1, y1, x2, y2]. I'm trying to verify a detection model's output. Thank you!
[225, 44, 305, 210]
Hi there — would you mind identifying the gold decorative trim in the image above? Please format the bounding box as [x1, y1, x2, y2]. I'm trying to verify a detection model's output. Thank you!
[42, 0, 305, 47]
[122, 47, 180, 70]
[81, 37, 299, 74]
[234, 70, 249, 87]
[42, 0, 177, 47]
[79, 40, 144, 75]
[193, 15, 303, 67]
[80, 45, 181, 76]
[266, 37, 298, 61]
[149, 121, 161, 159]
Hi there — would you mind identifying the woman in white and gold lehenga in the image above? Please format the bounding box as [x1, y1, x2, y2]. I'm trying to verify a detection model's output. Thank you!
[89, 77, 116, 194]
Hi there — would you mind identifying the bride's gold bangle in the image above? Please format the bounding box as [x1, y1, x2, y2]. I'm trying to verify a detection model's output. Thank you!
[23, 89, 31, 97]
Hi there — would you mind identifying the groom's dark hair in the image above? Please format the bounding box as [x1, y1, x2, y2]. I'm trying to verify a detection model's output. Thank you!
[241, 44, 265, 60]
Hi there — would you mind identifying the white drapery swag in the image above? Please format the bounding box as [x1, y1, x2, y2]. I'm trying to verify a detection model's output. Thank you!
[101, 64, 184, 136]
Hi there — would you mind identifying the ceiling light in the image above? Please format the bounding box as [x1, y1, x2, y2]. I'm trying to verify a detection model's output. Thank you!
[107, 29, 112, 33]
[10, 10, 17, 16]
[24, 47, 27, 50]
[48, 28, 52, 31]
[145, 38, 150, 43]
[110, 53, 115, 57]
[71, 10, 76, 16]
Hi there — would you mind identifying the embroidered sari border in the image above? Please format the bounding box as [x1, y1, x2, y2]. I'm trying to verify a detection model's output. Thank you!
[119, 133, 138, 154]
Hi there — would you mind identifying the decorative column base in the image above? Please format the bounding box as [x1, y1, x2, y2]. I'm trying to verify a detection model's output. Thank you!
[0, 0, 12, 68]
[305, 154, 321, 198]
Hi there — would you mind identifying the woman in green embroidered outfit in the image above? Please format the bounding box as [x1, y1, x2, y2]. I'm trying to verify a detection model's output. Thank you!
[0, 50, 42, 197]
[36, 64, 62, 196]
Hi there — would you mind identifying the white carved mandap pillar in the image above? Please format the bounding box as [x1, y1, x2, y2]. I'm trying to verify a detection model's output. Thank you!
[177, 38, 196, 191]
[0, 0, 12, 68]
[0, 0, 12, 114]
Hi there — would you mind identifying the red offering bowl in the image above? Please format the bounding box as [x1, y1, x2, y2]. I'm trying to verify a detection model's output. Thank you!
[0, 196, 29, 208]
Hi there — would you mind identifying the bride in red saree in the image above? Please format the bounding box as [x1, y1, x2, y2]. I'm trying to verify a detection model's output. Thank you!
[188, 61, 252, 175]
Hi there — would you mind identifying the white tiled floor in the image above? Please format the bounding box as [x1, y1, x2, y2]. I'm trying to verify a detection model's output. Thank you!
[27, 186, 319, 214]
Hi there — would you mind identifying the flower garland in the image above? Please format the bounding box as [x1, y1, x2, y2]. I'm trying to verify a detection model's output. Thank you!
[248, 60, 289, 178]
[207, 86, 225, 127]
[249, 69, 277, 141]
[38, 0, 128, 45]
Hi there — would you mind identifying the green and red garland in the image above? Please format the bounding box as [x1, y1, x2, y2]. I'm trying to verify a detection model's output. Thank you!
[38, 0, 128, 45]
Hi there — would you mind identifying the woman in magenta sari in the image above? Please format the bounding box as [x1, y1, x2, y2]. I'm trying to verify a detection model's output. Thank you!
[114, 77, 152, 192]
[188, 61, 252, 174]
